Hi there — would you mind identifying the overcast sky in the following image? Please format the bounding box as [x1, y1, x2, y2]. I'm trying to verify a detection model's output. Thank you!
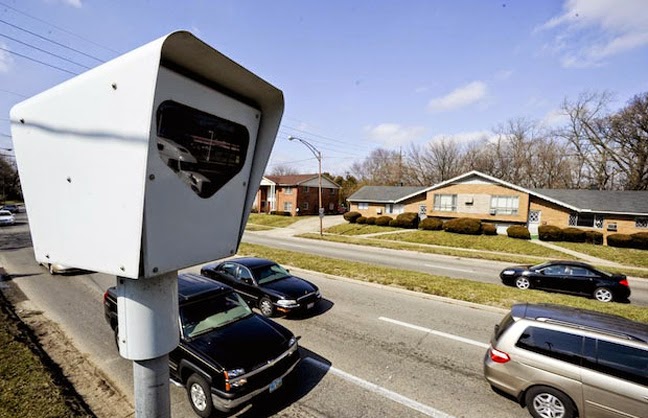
[1, 0, 647, 175]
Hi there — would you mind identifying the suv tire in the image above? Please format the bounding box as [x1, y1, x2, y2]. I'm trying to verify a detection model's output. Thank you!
[187, 374, 214, 418]
[525, 385, 576, 418]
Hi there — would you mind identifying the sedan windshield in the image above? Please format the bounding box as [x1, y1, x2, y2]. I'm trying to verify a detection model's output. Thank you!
[253, 263, 290, 285]
[180, 292, 252, 339]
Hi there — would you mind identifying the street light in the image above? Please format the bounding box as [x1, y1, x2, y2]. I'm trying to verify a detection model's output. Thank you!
[288, 135, 323, 236]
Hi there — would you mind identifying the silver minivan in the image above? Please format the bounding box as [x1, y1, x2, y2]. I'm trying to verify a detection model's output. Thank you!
[484, 303, 648, 418]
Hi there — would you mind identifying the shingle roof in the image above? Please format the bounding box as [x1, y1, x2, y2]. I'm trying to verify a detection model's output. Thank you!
[347, 185, 428, 203]
[531, 189, 648, 215]
[265, 174, 319, 185]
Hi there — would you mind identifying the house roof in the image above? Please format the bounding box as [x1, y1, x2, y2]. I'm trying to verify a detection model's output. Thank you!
[264, 174, 340, 188]
[531, 189, 648, 216]
[347, 185, 428, 203]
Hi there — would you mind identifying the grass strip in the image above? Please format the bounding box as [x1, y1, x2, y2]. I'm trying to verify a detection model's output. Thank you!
[0, 292, 93, 418]
[239, 242, 648, 323]
[247, 214, 305, 228]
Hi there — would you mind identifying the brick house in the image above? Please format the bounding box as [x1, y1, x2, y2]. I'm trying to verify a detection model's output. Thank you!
[254, 174, 340, 216]
[347, 171, 648, 244]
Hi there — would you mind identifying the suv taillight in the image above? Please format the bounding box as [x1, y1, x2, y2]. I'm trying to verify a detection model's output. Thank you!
[489, 346, 510, 363]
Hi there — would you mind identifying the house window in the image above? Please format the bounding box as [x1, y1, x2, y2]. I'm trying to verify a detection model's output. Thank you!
[385, 204, 405, 214]
[303, 186, 309, 193]
[283, 202, 292, 212]
[330, 188, 336, 195]
[636, 217, 648, 229]
[490, 196, 519, 215]
[433, 194, 457, 212]
[358, 202, 369, 210]
[569, 213, 603, 229]
[302, 202, 309, 210]
[284, 186, 292, 195]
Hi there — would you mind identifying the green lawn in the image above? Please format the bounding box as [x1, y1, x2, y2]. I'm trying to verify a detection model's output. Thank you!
[239, 243, 648, 323]
[554, 242, 648, 269]
[246, 213, 304, 228]
[324, 223, 401, 235]
[376, 230, 569, 258]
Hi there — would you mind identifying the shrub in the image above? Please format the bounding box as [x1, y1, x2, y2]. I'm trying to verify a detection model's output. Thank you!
[481, 223, 497, 235]
[561, 227, 587, 243]
[344, 211, 362, 223]
[584, 230, 603, 245]
[395, 212, 419, 229]
[280, 211, 292, 216]
[375, 216, 393, 226]
[443, 218, 482, 235]
[419, 217, 443, 231]
[607, 233, 633, 248]
[538, 225, 562, 241]
[366, 217, 376, 225]
[507, 225, 531, 240]
[356, 216, 367, 224]
[630, 232, 648, 250]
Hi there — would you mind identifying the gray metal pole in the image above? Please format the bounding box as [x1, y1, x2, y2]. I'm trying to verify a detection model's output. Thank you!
[133, 355, 171, 418]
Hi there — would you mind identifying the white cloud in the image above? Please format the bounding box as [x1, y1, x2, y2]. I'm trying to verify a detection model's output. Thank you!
[542, 108, 569, 127]
[427, 81, 488, 112]
[46, 0, 83, 7]
[0, 42, 14, 73]
[364, 123, 426, 146]
[430, 130, 494, 144]
[494, 69, 514, 81]
[539, 0, 648, 67]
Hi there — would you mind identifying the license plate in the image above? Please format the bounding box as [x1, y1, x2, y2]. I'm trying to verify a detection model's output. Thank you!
[269, 377, 282, 393]
[307, 302, 315, 309]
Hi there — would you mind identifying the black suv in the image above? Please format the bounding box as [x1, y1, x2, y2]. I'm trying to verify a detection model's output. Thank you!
[104, 273, 300, 417]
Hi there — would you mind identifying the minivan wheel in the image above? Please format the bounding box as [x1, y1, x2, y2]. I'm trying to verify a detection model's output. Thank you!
[186, 374, 214, 418]
[593, 287, 613, 303]
[515, 277, 531, 290]
[525, 386, 576, 418]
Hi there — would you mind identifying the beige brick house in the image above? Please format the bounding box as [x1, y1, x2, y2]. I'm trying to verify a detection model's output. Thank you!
[254, 174, 340, 216]
[347, 171, 648, 243]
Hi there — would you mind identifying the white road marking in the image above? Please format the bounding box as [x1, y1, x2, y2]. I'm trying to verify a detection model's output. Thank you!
[423, 263, 475, 273]
[379, 317, 489, 349]
[303, 357, 455, 418]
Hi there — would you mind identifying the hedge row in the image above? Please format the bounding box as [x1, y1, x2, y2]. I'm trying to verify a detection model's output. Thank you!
[607, 232, 648, 249]
[347, 214, 503, 236]
[538, 225, 603, 245]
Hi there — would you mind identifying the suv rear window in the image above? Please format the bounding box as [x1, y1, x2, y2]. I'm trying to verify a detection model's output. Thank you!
[594, 340, 647, 386]
[516, 326, 583, 365]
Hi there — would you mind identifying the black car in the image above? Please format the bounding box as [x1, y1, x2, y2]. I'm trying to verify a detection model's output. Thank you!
[500, 260, 631, 302]
[104, 273, 300, 417]
[201, 257, 321, 317]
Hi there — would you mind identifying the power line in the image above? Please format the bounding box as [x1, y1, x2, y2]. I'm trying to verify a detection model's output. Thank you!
[0, 32, 91, 69]
[0, 46, 77, 75]
[0, 18, 104, 63]
[0, 1, 119, 54]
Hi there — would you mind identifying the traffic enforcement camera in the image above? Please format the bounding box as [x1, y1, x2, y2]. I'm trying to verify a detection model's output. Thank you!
[10, 31, 284, 279]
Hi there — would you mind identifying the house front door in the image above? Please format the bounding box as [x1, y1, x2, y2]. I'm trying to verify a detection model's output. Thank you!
[418, 204, 427, 220]
[528, 210, 541, 237]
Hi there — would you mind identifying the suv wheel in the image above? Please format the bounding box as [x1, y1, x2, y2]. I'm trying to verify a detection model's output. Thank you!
[259, 297, 275, 317]
[515, 277, 531, 290]
[593, 287, 613, 303]
[525, 386, 576, 418]
[186, 374, 214, 418]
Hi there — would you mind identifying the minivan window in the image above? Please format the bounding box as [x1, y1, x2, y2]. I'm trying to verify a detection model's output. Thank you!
[516, 327, 583, 365]
[595, 340, 648, 386]
[494, 313, 515, 341]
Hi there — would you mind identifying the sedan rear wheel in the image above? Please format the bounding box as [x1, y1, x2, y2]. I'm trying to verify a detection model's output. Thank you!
[515, 277, 531, 290]
[593, 287, 613, 303]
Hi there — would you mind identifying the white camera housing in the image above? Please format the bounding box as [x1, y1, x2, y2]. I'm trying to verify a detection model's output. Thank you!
[11, 31, 283, 279]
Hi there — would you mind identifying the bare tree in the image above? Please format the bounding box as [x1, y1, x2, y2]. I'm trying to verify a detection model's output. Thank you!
[268, 164, 299, 176]
[350, 148, 404, 185]
[607, 92, 648, 190]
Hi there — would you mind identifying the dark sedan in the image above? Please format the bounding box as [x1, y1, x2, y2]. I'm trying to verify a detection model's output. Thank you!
[500, 260, 631, 302]
[201, 257, 322, 317]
